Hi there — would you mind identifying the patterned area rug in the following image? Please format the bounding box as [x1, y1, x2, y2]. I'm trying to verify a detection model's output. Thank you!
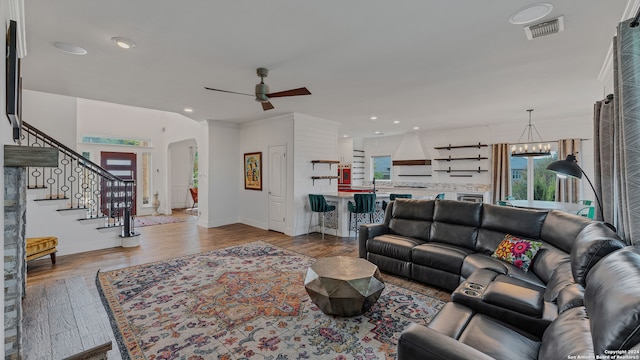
[133, 215, 187, 228]
[96, 241, 445, 359]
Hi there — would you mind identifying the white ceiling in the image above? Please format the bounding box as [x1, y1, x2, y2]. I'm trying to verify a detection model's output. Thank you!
[21, 1, 632, 139]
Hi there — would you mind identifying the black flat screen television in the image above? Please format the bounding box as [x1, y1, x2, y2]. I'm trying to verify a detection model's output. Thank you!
[6, 20, 21, 142]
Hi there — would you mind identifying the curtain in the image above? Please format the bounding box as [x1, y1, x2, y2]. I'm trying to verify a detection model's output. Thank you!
[594, 95, 615, 225]
[593, 18, 640, 245]
[555, 139, 581, 203]
[491, 144, 511, 204]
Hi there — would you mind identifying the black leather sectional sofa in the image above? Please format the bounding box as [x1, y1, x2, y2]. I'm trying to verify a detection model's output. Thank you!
[358, 199, 636, 359]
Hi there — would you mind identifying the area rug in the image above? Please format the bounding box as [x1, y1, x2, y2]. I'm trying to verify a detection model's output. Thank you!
[133, 215, 187, 228]
[96, 241, 445, 359]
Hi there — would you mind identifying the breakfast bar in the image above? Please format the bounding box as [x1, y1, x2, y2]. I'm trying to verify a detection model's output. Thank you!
[318, 192, 391, 237]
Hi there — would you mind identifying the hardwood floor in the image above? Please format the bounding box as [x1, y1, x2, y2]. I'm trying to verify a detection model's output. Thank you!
[27, 213, 449, 299]
[25, 212, 450, 359]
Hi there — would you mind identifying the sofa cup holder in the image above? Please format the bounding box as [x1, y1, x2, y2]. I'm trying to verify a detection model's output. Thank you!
[465, 282, 485, 291]
[461, 289, 481, 297]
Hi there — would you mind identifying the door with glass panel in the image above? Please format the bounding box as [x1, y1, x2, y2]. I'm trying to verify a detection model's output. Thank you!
[101, 152, 137, 216]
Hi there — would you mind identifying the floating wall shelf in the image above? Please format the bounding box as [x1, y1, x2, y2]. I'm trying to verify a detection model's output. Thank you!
[392, 159, 432, 166]
[434, 155, 488, 161]
[311, 176, 339, 185]
[434, 143, 488, 150]
[311, 160, 339, 170]
[434, 167, 488, 174]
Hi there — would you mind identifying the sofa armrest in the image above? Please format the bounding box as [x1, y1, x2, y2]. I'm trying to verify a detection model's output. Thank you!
[398, 323, 495, 360]
[358, 223, 389, 258]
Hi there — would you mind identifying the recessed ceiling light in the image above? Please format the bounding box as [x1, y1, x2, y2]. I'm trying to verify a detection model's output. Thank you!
[393, 120, 400, 124]
[184, 108, 193, 113]
[374, 131, 384, 135]
[50, 41, 87, 55]
[343, 135, 349, 138]
[111, 37, 136, 49]
[370, 116, 378, 120]
[413, 126, 420, 130]
[509, 3, 553, 25]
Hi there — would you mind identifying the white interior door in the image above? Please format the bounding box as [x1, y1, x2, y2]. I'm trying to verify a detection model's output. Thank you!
[268, 145, 286, 233]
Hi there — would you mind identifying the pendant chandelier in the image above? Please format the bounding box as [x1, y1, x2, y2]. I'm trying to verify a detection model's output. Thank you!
[511, 109, 551, 157]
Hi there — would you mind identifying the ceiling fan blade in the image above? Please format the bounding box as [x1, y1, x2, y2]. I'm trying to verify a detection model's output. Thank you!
[261, 102, 275, 111]
[204, 87, 253, 97]
[266, 87, 311, 98]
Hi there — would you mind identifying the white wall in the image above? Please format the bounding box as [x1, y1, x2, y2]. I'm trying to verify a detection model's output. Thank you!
[22, 90, 77, 148]
[238, 114, 294, 232]
[293, 113, 339, 235]
[168, 139, 196, 209]
[203, 120, 240, 228]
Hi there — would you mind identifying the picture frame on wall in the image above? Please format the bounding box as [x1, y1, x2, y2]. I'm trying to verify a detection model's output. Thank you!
[244, 152, 262, 190]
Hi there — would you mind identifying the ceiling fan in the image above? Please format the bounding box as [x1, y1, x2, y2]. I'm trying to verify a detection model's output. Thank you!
[205, 67, 311, 111]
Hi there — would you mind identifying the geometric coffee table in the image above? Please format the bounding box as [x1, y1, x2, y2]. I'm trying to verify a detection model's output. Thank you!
[304, 256, 385, 317]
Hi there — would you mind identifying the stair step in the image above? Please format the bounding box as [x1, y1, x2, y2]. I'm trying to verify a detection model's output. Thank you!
[56, 207, 87, 212]
[77, 216, 107, 222]
[34, 197, 69, 202]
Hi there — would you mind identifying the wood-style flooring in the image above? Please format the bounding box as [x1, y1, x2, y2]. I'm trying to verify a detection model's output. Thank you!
[25, 212, 450, 359]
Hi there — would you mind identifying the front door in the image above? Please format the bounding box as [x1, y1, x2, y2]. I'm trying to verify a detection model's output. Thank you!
[268, 145, 286, 233]
[101, 151, 137, 216]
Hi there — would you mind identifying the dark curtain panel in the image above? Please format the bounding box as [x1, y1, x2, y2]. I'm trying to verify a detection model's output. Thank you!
[593, 18, 640, 245]
[491, 144, 511, 204]
[555, 139, 581, 203]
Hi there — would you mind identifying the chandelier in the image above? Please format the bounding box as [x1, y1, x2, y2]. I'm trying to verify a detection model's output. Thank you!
[511, 109, 551, 157]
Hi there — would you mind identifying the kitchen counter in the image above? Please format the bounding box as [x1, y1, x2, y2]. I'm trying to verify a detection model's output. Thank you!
[313, 193, 391, 237]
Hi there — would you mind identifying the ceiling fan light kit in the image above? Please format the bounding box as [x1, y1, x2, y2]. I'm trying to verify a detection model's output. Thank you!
[205, 67, 311, 111]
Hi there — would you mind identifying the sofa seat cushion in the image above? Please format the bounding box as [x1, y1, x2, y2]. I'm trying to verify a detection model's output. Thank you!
[367, 234, 424, 261]
[412, 242, 475, 274]
[457, 314, 540, 359]
[462, 253, 546, 289]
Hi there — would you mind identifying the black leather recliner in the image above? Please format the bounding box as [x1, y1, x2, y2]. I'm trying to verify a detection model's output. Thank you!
[398, 246, 640, 360]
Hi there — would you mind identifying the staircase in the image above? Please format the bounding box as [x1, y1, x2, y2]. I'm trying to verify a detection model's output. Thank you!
[21, 121, 139, 256]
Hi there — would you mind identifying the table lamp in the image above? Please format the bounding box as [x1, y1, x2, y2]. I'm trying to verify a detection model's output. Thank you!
[546, 154, 616, 232]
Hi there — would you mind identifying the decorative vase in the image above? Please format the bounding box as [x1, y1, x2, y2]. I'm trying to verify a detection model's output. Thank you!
[152, 191, 160, 215]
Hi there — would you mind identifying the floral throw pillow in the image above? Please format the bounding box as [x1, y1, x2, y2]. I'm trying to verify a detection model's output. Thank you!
[491, 235, 543, 272]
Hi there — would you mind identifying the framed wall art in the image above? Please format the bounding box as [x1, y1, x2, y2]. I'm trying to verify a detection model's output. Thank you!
[244, 152, 262, 190]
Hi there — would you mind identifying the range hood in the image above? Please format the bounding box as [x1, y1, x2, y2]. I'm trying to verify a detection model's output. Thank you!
[393, 133, 429, 162]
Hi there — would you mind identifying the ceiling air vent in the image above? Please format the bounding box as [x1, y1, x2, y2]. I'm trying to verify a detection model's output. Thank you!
[524, 16, 564, 40]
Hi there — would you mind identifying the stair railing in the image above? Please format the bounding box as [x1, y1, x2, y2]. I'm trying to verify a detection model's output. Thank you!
[21, 121, 136, 236]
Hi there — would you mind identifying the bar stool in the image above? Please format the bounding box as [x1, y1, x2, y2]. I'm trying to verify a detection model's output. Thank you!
[382, 193, 412, 211]
[435, 193, 445, 199]
[308, 194, 336, 240]
[348, 193, 377, 238]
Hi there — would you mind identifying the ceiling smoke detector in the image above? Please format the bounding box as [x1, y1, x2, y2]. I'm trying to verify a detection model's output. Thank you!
[525, 16, 564, 40]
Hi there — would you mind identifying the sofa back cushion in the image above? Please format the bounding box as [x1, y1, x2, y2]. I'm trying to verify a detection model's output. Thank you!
[480, 204, 547, 240]
[531, 243, 571, 284]
[585, 247, 640, 354]
[540, 211, 592, 253]
[388, 199, 435, 241]
[570, 222, 626, 287]
[430, 200, 482, 249]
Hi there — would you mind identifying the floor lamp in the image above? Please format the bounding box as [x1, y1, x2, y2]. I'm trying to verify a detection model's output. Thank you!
[546, 154, 616, 232]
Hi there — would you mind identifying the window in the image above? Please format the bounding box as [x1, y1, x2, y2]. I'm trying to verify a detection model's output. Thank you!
[142, 152, 151, 205]
[191, 150, 198, 188]
[510, 151, 558, 201]
[82, 136, 151, 147]
[371, 156, 391, 180]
